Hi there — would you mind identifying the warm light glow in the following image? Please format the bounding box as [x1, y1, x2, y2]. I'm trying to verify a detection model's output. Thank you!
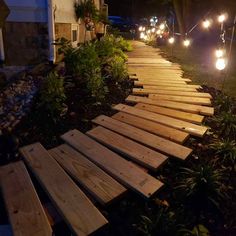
[140, 32, 145, 39]
[143, 35, 148, 41]
[215, 58, 226, 70]
[168, 37, 175, 44]
[159, 23, 165, 30]
[151, 28, 156, 33]
[202, 19, 211, 29]
[183, 39, 191, 47]
[218, 14, 226, 23]
[147, 29, 151, 34]
[215, 49, 225, 58]
[139, 26, 143, 31]
[156, 29, 161, 35]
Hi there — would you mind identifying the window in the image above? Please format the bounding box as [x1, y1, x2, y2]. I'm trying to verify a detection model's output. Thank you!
[72, 30, 77, 42]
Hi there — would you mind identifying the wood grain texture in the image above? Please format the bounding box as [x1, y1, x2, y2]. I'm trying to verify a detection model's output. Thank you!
[135, 103, 204, 124]
[92, 115, 192, 160]
[87, 126, 168, 171]
[126, 95, 214, 116]
[133, 88, 212, 98]
[20, 143, 108, 236]
[143, 85, 197, 92]
[137, 77, 191, 82]
[149, 94, 211, 105]
[113, 104, 207, 137]
[0, 161, 52, 236]
[61, 130, 164, 198]
[112, 112, 189, 143]
[49, 144, 126, 205]
[135, 80, 201, 88]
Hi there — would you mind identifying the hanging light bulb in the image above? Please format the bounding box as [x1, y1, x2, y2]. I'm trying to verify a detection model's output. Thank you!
[218, 14, 226, 23]
[215, 58, 227, 70]
[168, 37, 175, 44]
[202, 19, 211, 29]
[139, 26, 143, 31]
[215, 49, 225, 58]
[140, 32, 145, 39]
[183, 39, 191, 47]
[159, 23, 165, 30]
[151, 28, 156, 33]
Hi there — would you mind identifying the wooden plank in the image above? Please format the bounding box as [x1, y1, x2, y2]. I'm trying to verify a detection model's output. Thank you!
[49, 144, 126, 205]
[61, 130, 164, 198]
[20, 143, 108, 236]
[0, 162, 52, 236]
[92, 115, 192, 160]
[87, 126, 168, 171]
[137, 80, 187, 85]
[112, 112, 189, 143]
[137, 78, 192, 82]
[113, 104, 208, 137]
[149, 94, 211, 105]
[126, 95, 214, 116]
[144, 85, 197, 92]
[133, 88, 212, 98]
[135, 81, 201, 88]
[135, 103, 204, 124]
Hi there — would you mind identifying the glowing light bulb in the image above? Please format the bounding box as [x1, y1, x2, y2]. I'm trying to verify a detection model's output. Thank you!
[139, 26, 143, 31]
[168, 37, 175, 44]
[202, 19, 211, 29]
[183, 39, 191, 47]
[218, 14, 226, 23]
[156, 29, 161, 35]
[215, 49, 224, 58]
[159, 23, 165, 30]
[147, 29, 151, 34]
[140, 32, 145, 39]
[151, 28, 156, 33]
[215, 58, 226, 70]
[143, 35, 148, 41]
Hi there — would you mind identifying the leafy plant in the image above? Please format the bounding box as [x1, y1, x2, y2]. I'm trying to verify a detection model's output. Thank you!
[74, 0, 99, 22]
[38, 71, 67, 123]
[175, 163, 229, 211]
[179, 224, 210, 236]
[214, 94, 235, 113]
[210, 139, 236, 166]
[213, 112, 236, 139]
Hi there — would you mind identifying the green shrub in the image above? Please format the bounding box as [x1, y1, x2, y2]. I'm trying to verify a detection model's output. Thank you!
[213, 112, 236, 139]
[210, 139, 236, 166]
[107, 55, 128, 81]
[38, 71, 67, 122]
[175, 163, 229, 210]
[214, 94, 235, 113]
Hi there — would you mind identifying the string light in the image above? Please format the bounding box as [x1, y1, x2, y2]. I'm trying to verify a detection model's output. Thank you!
[215, 58, 227, 70]
[218, 14, 226, 23]
[202, 19, 211, 29]
[168, 37, 175, 44]
[183, 39, 191, 47]
[159, 23, 165, 30]
[215, 49, 225, 58]
[151, 28, 156, 33]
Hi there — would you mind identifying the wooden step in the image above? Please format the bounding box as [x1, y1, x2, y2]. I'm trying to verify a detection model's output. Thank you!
[112, 112, 189, 143]
[144, 85, 197, 92]
[49, 144, 126, 205]
[133, 88, 212, 98]
[149, 94, 211, 105]
[20, 143, 108, 236]
[87, 126, 168, 171]
[138, 80, 187, 85]
[137, 77, 191, 82]
[113, 104, 208, 137]
[126, 95, 214, 116]
[92, 115, 192, 160]
[0, 162, 52, 236]
[61, 130, 163, 198]
[135, 81, 201, 88]
[135, 103, 204, 124]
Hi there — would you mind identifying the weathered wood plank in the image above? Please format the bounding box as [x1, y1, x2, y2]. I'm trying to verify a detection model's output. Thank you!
[135, 81, 201, 88]
[135, 103, 204, 124]
[92, 115, 192, 160]
[113, 104, 208, 137]
[112, 112, 189, 143]
[138, 78, 191, 82]
[0, 161, 52, 236]
[20, 143, 108, 236]
[149, 94, 211, 105]
[133, 88, 212, 98]
[87, 126, 168, 171]
[144, 85, 197, 92]
[126, 95, 214, 116]
[49, 144, 126, 205]
[61, 130, 164, 198]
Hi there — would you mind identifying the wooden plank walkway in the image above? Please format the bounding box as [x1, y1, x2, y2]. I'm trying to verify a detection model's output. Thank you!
[20, 143, 108, 236]
[49, 144, 126, 205]
[1, 41, 215, 234]
[0, 162, 52, 236]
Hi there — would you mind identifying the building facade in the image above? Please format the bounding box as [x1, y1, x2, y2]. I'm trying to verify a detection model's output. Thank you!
[0, 0, 107, 65]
